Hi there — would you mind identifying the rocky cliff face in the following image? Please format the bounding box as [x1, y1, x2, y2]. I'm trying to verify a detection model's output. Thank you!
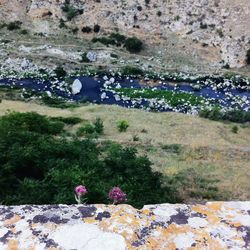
[0, 202, 250, 249]
[0, 0, 250, 69]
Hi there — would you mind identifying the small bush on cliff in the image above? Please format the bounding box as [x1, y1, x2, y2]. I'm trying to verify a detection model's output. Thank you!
[117, 120, 129, 132]
[121, 66, 143, 76]
[125, 37, 143, 53]
[6, 21, 22, 30]
[61, 3, 79, 21]
[246, 49, 250, 64]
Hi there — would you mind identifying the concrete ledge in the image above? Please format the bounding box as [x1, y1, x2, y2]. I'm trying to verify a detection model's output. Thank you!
[0, 202, 250, 249]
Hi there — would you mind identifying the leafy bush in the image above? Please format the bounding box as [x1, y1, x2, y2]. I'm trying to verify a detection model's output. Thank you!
[199, 108, 250, 123]
[54, 66, 67, 79]
[6, 21, 22, 30]
[125, 37, 143, 53]
[94, 118, 104, 134]
[76, 123, 96, 136]
[231, 125, 238, 134]
[82, 26, 92, 33]
[50, 116, 82, 125]
[121, 66, 143, 76]
[93, 24, 100, 33]
[20, 29, 28, 35]
[246, 49, 250, 64]
[92, 33, 126, 47]
[161, 144, 183, 154]
[0, 112, 64, 135]
[117, 120, 129, 132]
[77, 118, 104, 136]
[41, 95, 79, 109]
[61, 3, 79, 20]
[0, 112, 177, 208]
[199, 107, 221, 121]
[80, 52, 90, 63]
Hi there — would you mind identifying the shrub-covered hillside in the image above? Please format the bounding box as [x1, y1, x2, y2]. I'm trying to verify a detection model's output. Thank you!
[0, 112, 180, 208]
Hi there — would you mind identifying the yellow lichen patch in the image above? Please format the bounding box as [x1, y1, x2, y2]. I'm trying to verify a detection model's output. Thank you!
[141, 209, 151, 215]
[206, 202, 224, 211]
[7, 239, 18, 250]
[83, 217, 97, 224]
[4, 215, 21, 225]
[162, 223, 191, 236]
[230, 221, 243, 227]
[192, 205, 221, 224]
[45, 223, 59, 231]
[145, 237, 161, 249]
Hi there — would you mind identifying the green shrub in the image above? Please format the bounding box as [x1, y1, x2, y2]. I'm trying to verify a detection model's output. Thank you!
[199, 108, 250, 123]
[132, 135, 139, 141]
[231, 125, 238, 134]
[117, 120, 129, 132]
[41, 95, 79, 109]
[94, 118, 104, 134]
[50, 116, 82, 125]
[161, 144, 183, 154]
[121, 66, 143, 76]
[0, 112, 177, 208]
[0, 112, 64, 135]
[6, 21, 22, 30]
[61, 4, 79, 20]
[109, 33, 126, 44]
[199, 107, 221, 121]
[54, 66, 67, 79]
[125, 37, 143, 53]
[246, 49, 250, 64]
[20, 29, 28, 35]
[76, 123, 96, 136]
[82, 26, 92, 33]
[80, 52, 90, 63]
[93, 24, 100, 33]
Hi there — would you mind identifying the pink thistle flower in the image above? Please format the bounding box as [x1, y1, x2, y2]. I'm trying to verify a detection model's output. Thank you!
[74, 185, 88, 204]
[75, 185, 88, 196]
[108, 187, 127, 204]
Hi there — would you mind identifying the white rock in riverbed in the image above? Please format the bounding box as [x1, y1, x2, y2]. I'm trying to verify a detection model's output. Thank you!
[72, 79, 82, 95]
[101, 92, 107, 100]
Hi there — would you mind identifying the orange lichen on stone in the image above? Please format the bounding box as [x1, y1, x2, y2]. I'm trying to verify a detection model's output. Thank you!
[4, 215, 21, 225]
[0, 202, 249, 249]
[7, 239, 19, 250]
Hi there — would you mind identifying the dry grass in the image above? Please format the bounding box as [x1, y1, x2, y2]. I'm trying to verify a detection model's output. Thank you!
[1, 99, 250, 201]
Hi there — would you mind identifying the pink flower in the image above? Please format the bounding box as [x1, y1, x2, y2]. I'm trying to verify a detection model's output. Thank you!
[75, 185, 88, 197]
[109, 187, 127, 204]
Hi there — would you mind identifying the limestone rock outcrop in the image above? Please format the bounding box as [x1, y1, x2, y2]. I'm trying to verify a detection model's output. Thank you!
[0, 202, 250, 249]
[0, 0, 250, 68]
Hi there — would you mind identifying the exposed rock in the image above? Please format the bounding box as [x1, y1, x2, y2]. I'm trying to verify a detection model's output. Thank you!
[71, 79, 82, 95]
[86, 51, 97, 62]
[0, 202, 250, 249]
[0, 0, 249, 68]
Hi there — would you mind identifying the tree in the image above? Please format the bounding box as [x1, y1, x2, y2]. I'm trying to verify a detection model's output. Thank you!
[125, 37, 143, 53]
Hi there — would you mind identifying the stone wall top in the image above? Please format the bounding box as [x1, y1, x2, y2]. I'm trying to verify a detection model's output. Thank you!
[0, 202, 250, 249]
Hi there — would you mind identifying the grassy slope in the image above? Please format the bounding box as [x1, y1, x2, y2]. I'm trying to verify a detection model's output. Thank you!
[1, 99, 250, 201]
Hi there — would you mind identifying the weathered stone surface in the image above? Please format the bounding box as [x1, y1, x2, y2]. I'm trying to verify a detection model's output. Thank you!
[0, 202, 250, 249]
[0, 0, 249, 68]
[71, 79, 82, 95]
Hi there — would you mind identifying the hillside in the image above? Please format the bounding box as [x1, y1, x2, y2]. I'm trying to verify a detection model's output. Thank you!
[1, 99, 250, 202]
[0, 0, 250, 75]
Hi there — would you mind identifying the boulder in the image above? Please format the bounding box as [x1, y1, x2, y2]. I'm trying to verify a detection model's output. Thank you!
[86, 51, 97, 62]
[71, 79, 82, 95]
